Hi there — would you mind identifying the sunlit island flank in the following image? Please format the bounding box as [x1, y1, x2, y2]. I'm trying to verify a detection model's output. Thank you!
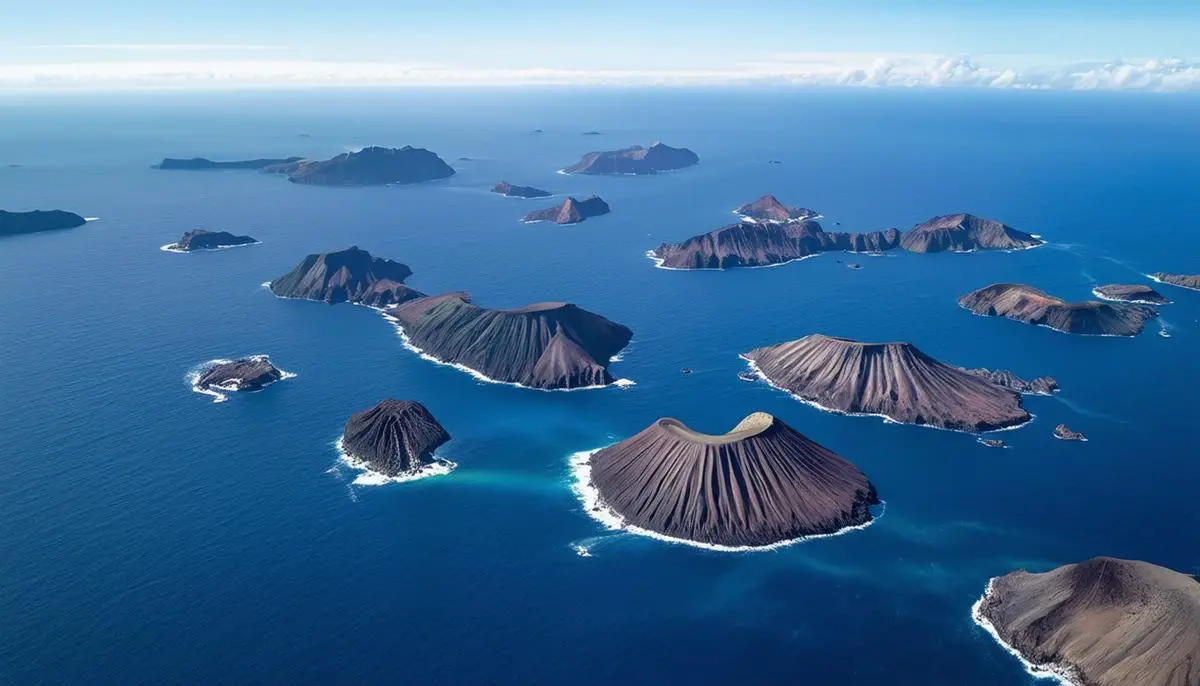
[561, 142, 698, 175]
[960, 283, 1158, 337]
[742, 334, 1036, 433]
[574, 412, 880, 550]
[973, 557, 1200, 686]
[1150, 272, 1200, 292]
[521, 196, 610, 225]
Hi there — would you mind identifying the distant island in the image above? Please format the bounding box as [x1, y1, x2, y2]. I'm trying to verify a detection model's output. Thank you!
[650, 220, 900, 269]
[283, 146, 455, 186]
[384, 293, 632, 390]
[562, 142, 698, 175]
[156, 156, 303, 170]
[0, 209, 87, 237]
[577, 412, 880, 548]
[734, 194, 819, 222]
[959, 283, 1157, 336]
[162, 229, 258, 253]
[961, 368, 1059, 395]
[341, 399, 452, 478]
[1092, 283, 1169, 304]
[1053, 424, 1088, 442]
[1150, 272, 1200, 292]
[491, 182, 552, 199]
[582, 131, 602, 135]
[973, 557, 1199, 686]
[268, 246, 424, 308]
[522, 196, 610, 225]
[899, 214, 1043, 253]
[190, 355, 290, 402]
[743, 334, 1031, 432]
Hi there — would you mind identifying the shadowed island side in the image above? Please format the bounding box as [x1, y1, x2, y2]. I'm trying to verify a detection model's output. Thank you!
[163, 229, 258, 252]
[960, 283, 1157, 336]
[341, 399, 451, 477]
[268, 246, 425, 308]
[521, 196, 610, 224]
[743, 334, 1031, 432]
[385, 294, 632, 390]
[974, 557, 1200, 686]
[899, 213, 1042, 252]
[278, 146, 455, 186]
[582, 412, 880, 548]
[0, 209, 88, 237]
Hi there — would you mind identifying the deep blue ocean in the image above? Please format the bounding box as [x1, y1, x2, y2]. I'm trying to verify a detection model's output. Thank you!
[1, 89, 1197, 685]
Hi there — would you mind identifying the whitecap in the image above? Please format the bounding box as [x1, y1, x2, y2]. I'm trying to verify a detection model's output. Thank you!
[160, 239, 261, 254]
[568, 447, 883, 553]
[1090, 288, 1169, 305]
[84, 217, 99, 222]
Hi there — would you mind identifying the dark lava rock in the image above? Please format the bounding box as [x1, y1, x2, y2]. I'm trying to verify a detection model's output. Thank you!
[1053, 424, 1088, 441]
[979, 438, 1007, 448]
[386, 293, 632, 390]
[744, 334, 1031, 432]
[166, 229, 257, 252]
[737, 371, 757, 382]
[587, 412, 880, 547]
[285, 146, 455, 186]
[963, 367, 1059, 395]
[195, 356, 283, 392]
[734, 194, 819, 222]
[975, 557, 1199, 685]
[522, 196, 610, 224]
[900, 214, 1043, 253]
[650, 220, 900, 269]
[563, 142, 698, 175]
[0, 209, 87, 237]
[491, 181, 552, 199]
[341, 399, 451, 476]
[268, 246, 424, 307]
[960, 283, 1157, 336]
[156, 156, 303, 170]
[1093, 284, 1169, 304]
[1152, 273, 1200, 292]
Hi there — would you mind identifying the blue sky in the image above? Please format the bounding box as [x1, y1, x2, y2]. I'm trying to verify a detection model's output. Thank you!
[4, 1, 1200, 89]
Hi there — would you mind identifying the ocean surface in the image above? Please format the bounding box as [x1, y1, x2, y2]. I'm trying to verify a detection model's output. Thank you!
[1, 89, 1197, 685]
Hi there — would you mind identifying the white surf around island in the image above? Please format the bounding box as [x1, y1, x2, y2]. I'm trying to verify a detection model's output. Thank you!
[568, 447, 884, 555]
[971, 579, 1084, 686]
[84, 217, 100, 222]
[186, 354, 296, 404]
[379, 311, 635, 392]
[740, 355, 1036, 435]
[333, 436, 456, 486]
[731, 211, 825, 224]
[644, 248, 823, 272]
[160, 239, 262, 254]
[1089, 287, 1169, 305]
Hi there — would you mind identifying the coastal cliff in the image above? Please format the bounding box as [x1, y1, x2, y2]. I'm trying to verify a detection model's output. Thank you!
[959, 283, 1157, 336]
[900, 214, 1042, 253]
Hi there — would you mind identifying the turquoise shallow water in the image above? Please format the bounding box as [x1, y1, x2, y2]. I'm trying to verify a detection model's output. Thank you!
[0, 89, 1197, 685]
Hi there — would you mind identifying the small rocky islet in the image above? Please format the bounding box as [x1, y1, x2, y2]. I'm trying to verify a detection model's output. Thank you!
[268, 246, 424, 308]
[1092, 283, 1169, 304]
[974, 557, 1200, 686]
[743, 334, 1033, 433]
[1053, 424, 1088, 441]
[521, 196, 610, 225]
[385, 293, 632, 390]
[959, 283, 1157, 337]
[581, 412, 880, 548]
[1151, 272, 1200, 292]
[341, 399, 452, 477]
[163, 229, 258, 252]
[491, 181, 552, 198]
[562, 142, 698, 175]
[733, 194, 819, 222]
[0, 209, 88, 237]
[192, 355, 288, 400]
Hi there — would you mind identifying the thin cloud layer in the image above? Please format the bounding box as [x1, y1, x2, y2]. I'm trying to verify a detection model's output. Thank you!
[0, 54, 1197, 91]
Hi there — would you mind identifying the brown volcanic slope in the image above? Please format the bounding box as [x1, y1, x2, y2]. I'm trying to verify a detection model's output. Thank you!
[387, 293, 632, 390]
[734, 194, 819, 222]
[744, 334, 1030, 432]
[651, 220, 901, 269]
[588, 412, 880, 547]
[960, 283, 1157, 336]
[1152, 273, 1200, 292]
[342, 399, 451, 476]
[900, 213, 1043, 253]
[1093, 284, 1170, 304]
[977, 557, 1200, 686]
[269, 246, 425, 307]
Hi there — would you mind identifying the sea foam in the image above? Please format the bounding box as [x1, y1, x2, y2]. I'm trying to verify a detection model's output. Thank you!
[333, 436, 456, 486]
[186, 354, 295, 403]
